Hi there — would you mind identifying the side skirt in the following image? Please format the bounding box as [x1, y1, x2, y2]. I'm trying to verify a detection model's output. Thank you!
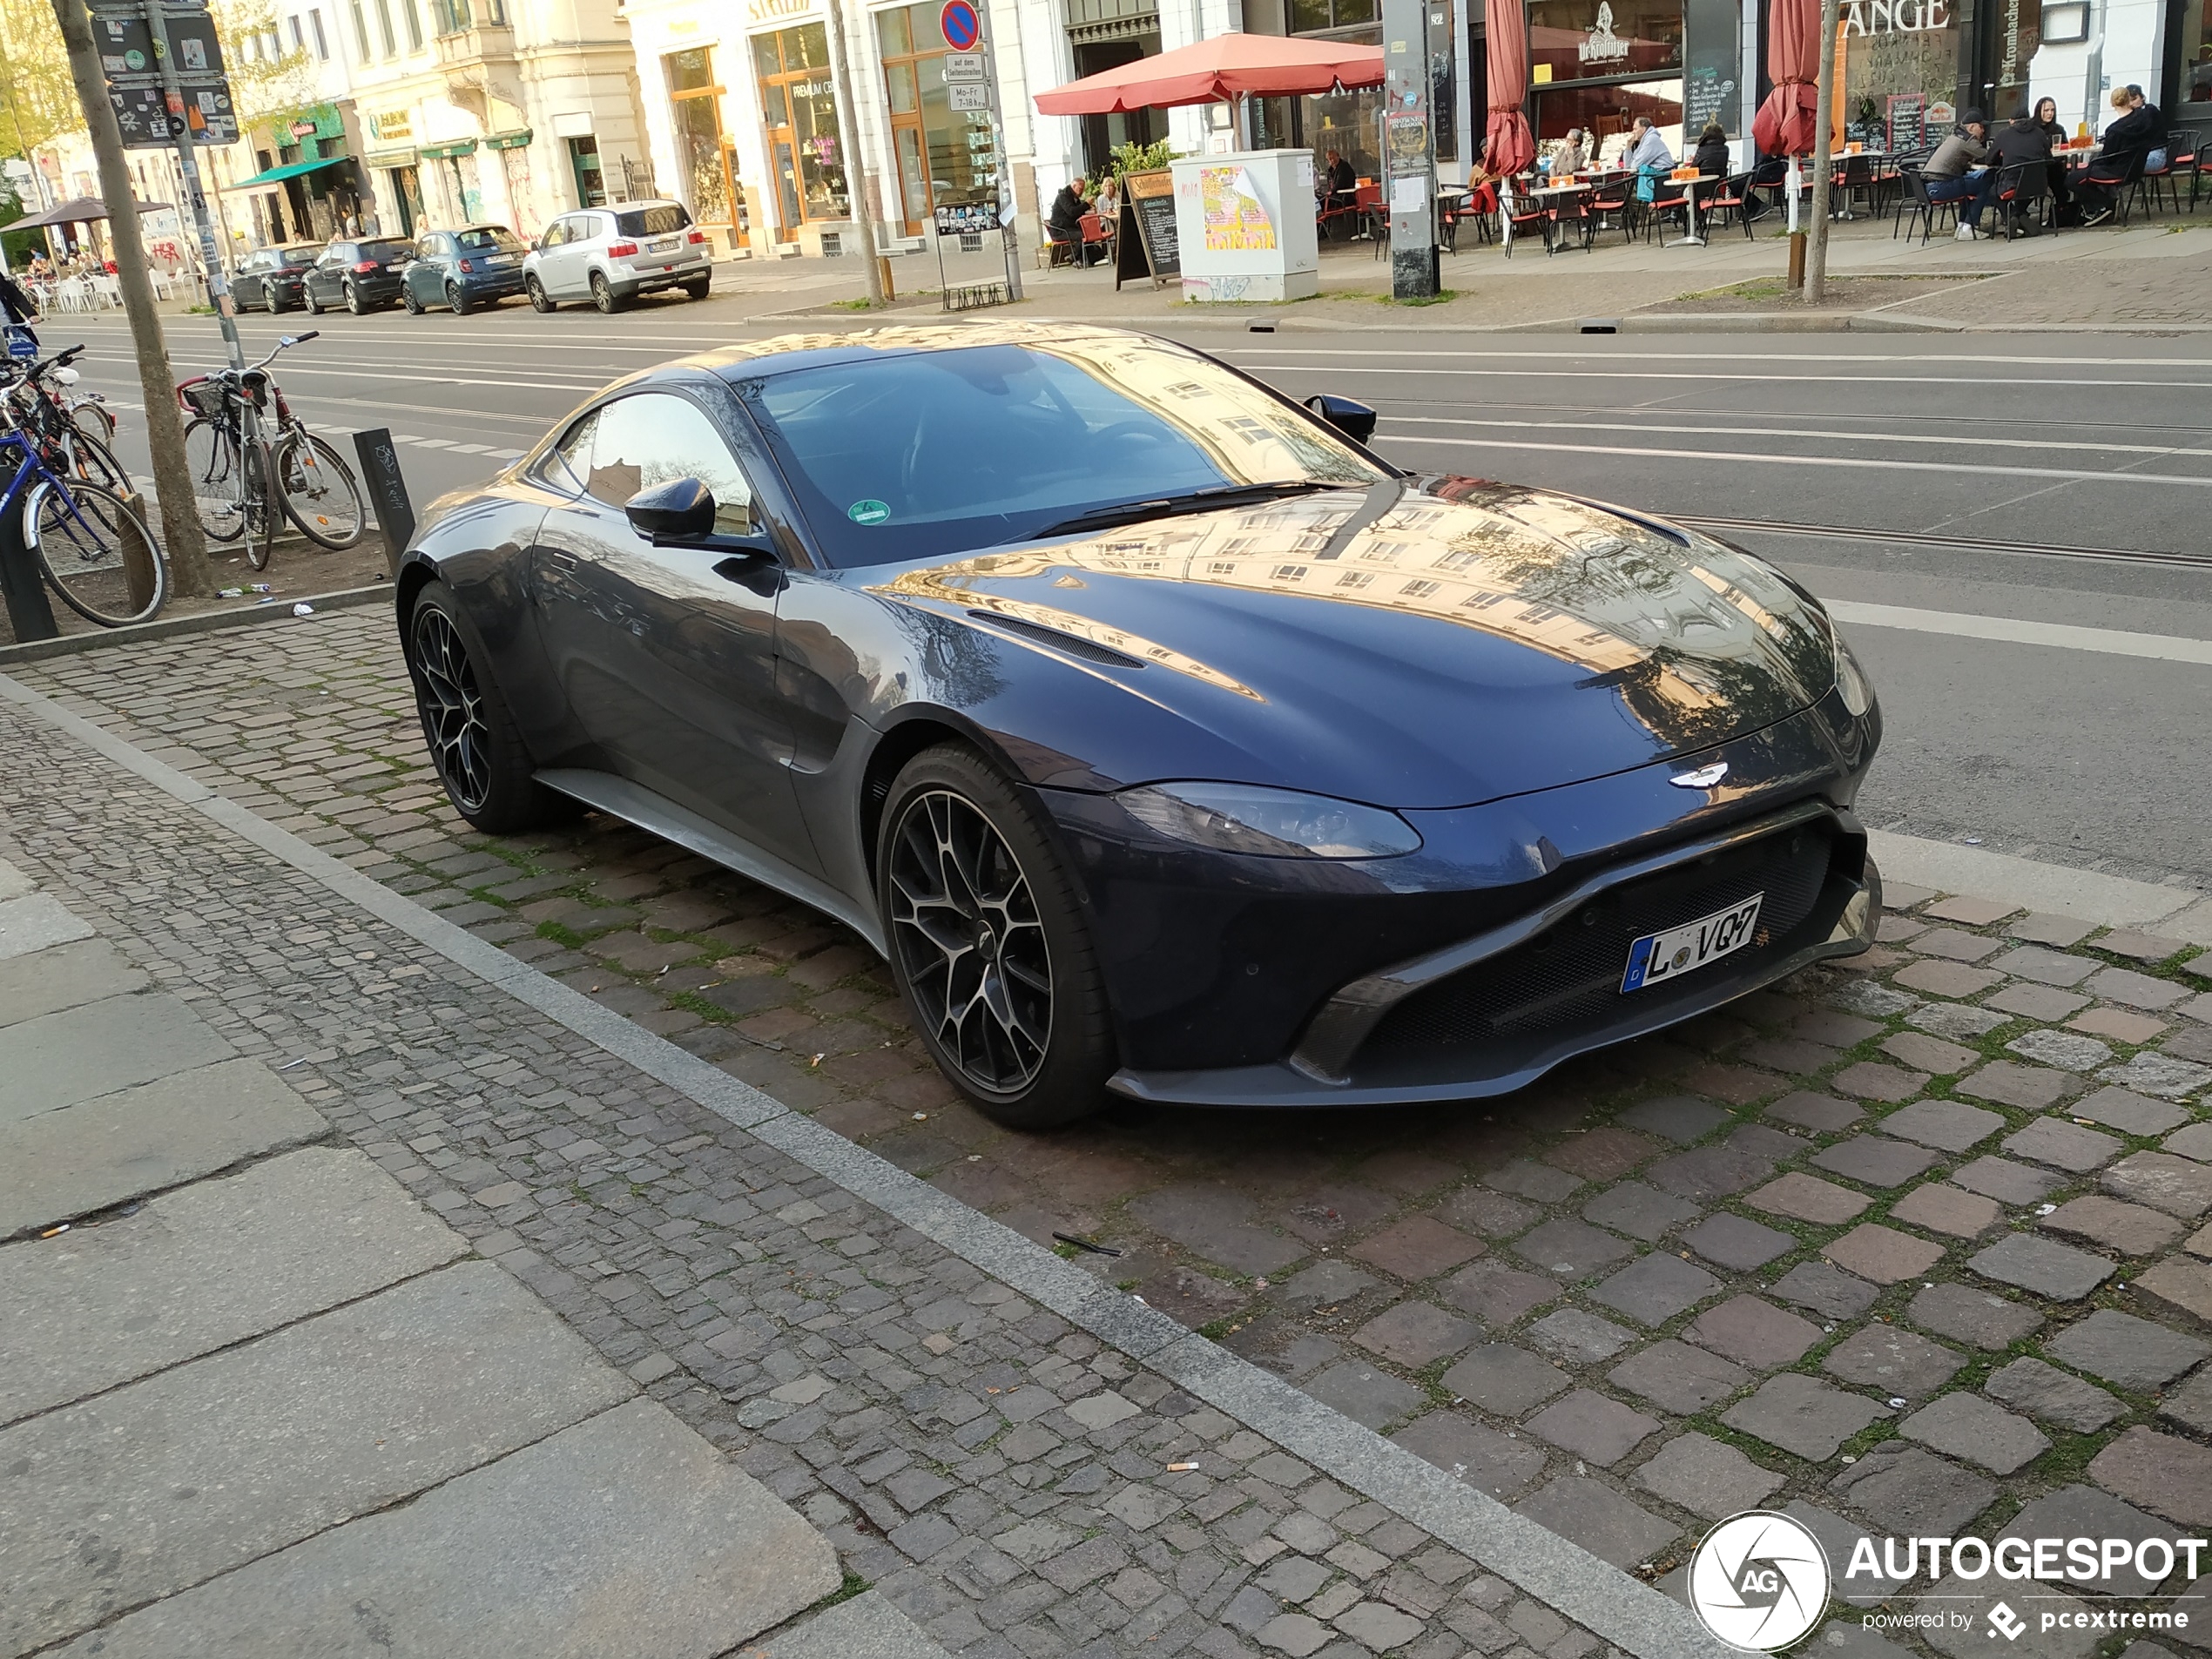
[535, 767, 888, 957]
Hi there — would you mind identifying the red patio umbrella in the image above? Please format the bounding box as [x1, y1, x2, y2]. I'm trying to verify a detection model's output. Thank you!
[1033, 32, 1383, 116]
[1484, 1, 1535, 175]
[1752, 0, 1820, 155]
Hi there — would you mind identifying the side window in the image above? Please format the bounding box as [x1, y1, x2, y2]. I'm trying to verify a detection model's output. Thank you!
[536, 411, 595, 492]
[541, 219, 568, 248]
[417, 236, 439, 260]
[585, 393, 756, 536]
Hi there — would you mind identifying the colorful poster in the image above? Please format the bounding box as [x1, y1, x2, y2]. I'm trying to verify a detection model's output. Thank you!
[1200, 166, 1276, 252]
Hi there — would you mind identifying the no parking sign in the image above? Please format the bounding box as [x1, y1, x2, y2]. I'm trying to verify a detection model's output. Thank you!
[940, 0, 981, 50]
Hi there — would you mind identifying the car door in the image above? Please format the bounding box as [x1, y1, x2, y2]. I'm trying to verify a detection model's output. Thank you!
[530, 387, 817, 873]
[233, 252, 265, 310]
[407, 234, 440, 304]
[546, 213, 599, 297]
[309, 243, 349, 307]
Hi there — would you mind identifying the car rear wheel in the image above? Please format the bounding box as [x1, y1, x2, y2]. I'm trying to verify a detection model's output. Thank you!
[344, 280, 366, 314]
[527, 275, 554, 313]
[268, 288, 287, 314]
[590, 273, 621, 314]
[878, 745, 1114, 1129]
[448, 283, 474, 316]
[405, 583, 572, 833]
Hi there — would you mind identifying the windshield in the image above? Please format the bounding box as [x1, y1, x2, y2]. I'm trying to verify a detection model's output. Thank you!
[740, 339, 1386, 568]
[456, 227, 525, 253]
[616, 205, 691, 236]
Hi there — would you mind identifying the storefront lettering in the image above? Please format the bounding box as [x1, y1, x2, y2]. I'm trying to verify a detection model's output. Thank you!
[368, 109, 413, 140]
[745, 0, 812, 20]
[1578, 1, 1631, 62]
[1842, 0, 1950, 34]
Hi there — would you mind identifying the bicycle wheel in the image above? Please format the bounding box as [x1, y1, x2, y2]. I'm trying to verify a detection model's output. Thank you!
[182, 416, 245, 542]
[274, 430, 365, 550]
[64, 430, 131, 499]
[241, 438, 278, 572]
[21, 477, 166, 627]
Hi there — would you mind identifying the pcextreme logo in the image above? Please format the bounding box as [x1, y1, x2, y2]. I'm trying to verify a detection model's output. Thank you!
[1688, 1512, 1830, 1651]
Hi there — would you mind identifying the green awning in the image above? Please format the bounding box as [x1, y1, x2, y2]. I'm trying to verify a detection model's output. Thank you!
[482, 129, 532, 150]
[227, 155, 351, 190]
[420, 139, 478, 159]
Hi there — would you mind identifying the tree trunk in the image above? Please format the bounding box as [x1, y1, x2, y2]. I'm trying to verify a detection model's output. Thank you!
[822, 0, 885, 305]
[1803, 0, 1843, 307]
[49, 0, 215, 597]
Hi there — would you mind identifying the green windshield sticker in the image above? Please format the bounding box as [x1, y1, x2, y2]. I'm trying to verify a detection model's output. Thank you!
[847, 499, 890, 525]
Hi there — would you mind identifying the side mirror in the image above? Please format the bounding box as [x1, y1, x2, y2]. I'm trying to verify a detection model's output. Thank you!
[1305, 394, 1379, 444]
[529, 238, 543, 252]
[625, 476, 716, 540]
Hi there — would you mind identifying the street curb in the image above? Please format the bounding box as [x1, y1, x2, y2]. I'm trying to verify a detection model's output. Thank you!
[0, 665, 1723, 1659]
[0, 582, 392, 666]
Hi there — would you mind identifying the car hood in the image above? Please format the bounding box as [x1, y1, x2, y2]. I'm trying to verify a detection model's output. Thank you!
[873, 477, 1840, 810]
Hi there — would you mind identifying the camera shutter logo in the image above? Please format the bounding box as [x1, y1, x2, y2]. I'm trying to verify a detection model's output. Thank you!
[1689, 1512, 1831, 1651]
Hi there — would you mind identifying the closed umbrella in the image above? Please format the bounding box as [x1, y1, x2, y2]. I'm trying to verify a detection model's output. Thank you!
[1752, 0, 1820, 156]
[1033, 32, 1383, 116]
[1484, 2, 1536, 176]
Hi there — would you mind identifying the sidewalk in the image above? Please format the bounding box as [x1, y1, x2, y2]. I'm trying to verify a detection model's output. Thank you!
[738, 214, 2212, 334]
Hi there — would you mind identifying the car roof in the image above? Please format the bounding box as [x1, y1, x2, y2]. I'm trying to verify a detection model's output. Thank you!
[600, 199, 685, 212]
[680, 322, 1172, 385]
[448, 223, 515, 234]
[279, 242, 322, 255]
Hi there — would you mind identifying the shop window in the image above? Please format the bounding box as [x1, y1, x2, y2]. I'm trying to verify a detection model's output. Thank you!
[665, 46, 749, 246]
[1526, 0, 1682, 84]
[874, 0, 1001, 237]
[755, 24, 849, 233]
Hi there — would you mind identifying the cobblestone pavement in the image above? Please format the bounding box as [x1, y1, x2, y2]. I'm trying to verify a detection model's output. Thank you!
[14, 610, 2212, 1656]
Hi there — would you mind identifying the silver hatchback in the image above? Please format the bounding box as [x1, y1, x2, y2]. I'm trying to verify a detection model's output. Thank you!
[523, 199, 713, 314]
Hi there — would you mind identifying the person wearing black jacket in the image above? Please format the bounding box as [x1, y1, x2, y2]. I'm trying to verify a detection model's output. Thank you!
[2078, 88, 2161, 223]
[2031, 96, 2074, 217]
[1988, 107, 2054, 233]
[1048, 176, 1099, 264]
[1692, 121, 1730, 177]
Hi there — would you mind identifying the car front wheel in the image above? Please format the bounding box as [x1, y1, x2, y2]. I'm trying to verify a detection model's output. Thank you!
[527, 274, 554, 312]
[402, 284, 424, 314]
[877, 745, 1115, 1129]
[405, 583, 573, 833]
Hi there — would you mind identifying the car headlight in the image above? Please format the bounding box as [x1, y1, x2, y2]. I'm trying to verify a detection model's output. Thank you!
[1827, 616, 1874, 718]
[1118, 781, 1422, 860]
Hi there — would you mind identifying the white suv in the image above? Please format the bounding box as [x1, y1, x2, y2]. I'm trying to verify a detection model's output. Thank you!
[523, 199, 712, 314]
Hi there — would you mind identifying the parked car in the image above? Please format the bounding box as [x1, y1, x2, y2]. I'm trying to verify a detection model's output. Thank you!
[402, 224, 529, 315]
[304, 237, 414, 314]
[395, 323, 1884, 1129]
[523, 199, 711, 314]
[231, 242, 321, 314]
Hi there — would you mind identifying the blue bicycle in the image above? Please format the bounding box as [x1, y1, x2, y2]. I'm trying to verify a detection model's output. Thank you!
[0, 331, 163, 627]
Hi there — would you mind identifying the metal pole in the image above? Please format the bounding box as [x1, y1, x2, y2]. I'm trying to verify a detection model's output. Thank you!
[48, 0, 216, 596]
[145, 2, 244, 370]
[820, 0, 884, 305]
[1803, 0, 1841, 305]
[976, 4, 1021, 301]
[1384, 0, 1438, 299]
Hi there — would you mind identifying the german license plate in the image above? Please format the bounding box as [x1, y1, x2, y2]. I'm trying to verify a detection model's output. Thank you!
[1621, 894, 1764, 992]
[650, 236, 679, 253]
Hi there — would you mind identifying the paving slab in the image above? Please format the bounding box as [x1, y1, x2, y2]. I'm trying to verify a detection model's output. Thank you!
[1771, 1260, 1879, 1319]
[1984, 1358, 2124, 1433]
[48, 1399, 841, 1659]
[2003, 1117, 2124, 1173]
[1631, 1431, 1782, 1520]
[0, 857, 29, 900]
[1968, 1232, 2118, 1301]
[1830, 1444, 1996, 1534]
[2042, 1309, 2211, 1391]
[0, 1056, 329, 1238]
[1606, 1339, 1751, 1415]
[0, 1146, 467, 1424]
[1511, 1476, 1677, 1569]
[1914, 1574, 2100, 1659]
[2088, 1426, 2212, 1527]
[1897, 1392, 2050, 1474]
[757, 1590, 954, 1659]
[1781, 1501, 1909, 1607]
[1438, 1344, 1570, 1417]
[0, 1260, 631, 1656]
[2069, 1087, 2191, 1138]
[1389, 1409, 1548, 1501]
[2104, 1152, 2212, 1219]
[1823, 1323, 1965, 1397]
[2003, 1485, 2183, 1598]
[0, 992, 233, 1124]
[0, 936, 146, 1027]
[1905, 1282, 2042, 1350]
[0, 891, 94, 961]
[1721, 1373, 1886, 1460]
[1878, 1099, 2007, 1153]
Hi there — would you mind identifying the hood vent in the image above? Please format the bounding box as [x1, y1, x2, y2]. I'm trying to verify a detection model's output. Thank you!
[970, 610, 1147, 669]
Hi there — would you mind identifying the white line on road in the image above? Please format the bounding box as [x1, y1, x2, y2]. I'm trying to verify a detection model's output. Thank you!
[1829, 599, 2212, 665]
[1224, 347, 2212, 370]
[1378, 433, 2212, 487]
[1245, 362, 2212, 391]
[1387, 414, 2212, 461]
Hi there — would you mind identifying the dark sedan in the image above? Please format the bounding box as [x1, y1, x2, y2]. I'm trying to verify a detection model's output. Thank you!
[396, 324, 1882, 1128]
[402, 224, 529, 314]
[304, 236, 413, 314]
[232, 241, 320, 313]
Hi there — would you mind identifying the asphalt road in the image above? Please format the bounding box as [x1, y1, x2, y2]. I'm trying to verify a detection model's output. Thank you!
[53, 304, 2212, 891]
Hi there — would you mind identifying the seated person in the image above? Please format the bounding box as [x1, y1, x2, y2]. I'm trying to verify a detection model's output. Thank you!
[1692, 120, 1730, 177]
[1622, 116, 1674, 199]
[1923, 109, 1997, 239]
[1987, 106, 2053, 232]
[1543, 129, 1589, 179]
[1317, 148, 1357, 214]
[2076, 86, 2161, 224]
[1048, 175, 1101, 264]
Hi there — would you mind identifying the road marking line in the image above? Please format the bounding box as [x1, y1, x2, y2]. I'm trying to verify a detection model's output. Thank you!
[1379, 433, 2212, 487]
[1247, 362, 2212, 391]
[1225, 346, 2212, 369]
[1387, 414, 2212, 460]
[1828, 599, 2212, 665]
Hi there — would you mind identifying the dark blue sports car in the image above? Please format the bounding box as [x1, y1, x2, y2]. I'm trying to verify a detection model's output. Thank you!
[398, 323, 1881, 1127]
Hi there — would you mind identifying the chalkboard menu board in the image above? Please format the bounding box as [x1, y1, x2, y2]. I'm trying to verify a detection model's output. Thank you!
[1887, 93, 1926, 154]
[1116, 168, 1179, 289]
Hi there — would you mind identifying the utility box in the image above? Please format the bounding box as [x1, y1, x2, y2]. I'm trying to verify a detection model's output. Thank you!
[1170, 149, 1319, 305]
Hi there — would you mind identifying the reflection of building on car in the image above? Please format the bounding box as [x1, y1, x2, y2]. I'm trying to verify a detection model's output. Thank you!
[395, 322, 1881, 1130]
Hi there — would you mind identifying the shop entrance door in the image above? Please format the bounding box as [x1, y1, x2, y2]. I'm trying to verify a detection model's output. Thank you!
[666, 47, 750, 249]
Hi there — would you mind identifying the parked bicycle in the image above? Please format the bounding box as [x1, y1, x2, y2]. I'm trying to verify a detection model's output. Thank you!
[0, 352, 164, 627]
[0, 330, 127, 501]
[178, 331, 365, 570]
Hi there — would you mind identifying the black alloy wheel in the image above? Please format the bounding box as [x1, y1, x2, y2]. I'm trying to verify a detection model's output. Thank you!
[879, 746, 1114, 1127]
[344, 280, 366, 314]
[448, 282, 473, 315]
[402, 284, 425, 315]
[269, 287, 287, 314]
[403, 586, 573, 833]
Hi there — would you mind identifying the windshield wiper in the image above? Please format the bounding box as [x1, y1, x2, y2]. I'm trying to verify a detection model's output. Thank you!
[1028, 480, 1341, 541]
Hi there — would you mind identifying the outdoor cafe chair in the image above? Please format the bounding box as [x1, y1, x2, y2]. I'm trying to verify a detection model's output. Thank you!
[1992, 161, 2050, 239]
[1586, 173, 1637, 242]
[1077, 211, 1112, 266]
[1698, 170, 1759, 239]
[1641, 174, 1701, 244]
[1500, 188, 1552, 257]
[1895, 165, 1959, 244]
[2142, 138, 2194, 214]
[2107, 151, 2152, 226]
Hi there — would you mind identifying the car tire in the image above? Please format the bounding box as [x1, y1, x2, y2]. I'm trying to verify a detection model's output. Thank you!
[682, 276, 710, 300]
[448, 283, 473, 316]
[404, 583, 574, 833]
[344, 280, 366, 314]
[590, 272, 621, 314]
[268, 288, 287, 314]
[876, 745, 1115, 1129]
[402, 285, 424, 314]
[527, 274, 554, 313]
[306, 290, 324, 314]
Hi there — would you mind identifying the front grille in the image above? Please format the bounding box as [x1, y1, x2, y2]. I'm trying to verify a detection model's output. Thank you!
[1359, 819, 1841, 1068]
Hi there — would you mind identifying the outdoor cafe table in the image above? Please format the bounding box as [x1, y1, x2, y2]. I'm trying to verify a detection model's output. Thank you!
[1525, 181, 1596, 251]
